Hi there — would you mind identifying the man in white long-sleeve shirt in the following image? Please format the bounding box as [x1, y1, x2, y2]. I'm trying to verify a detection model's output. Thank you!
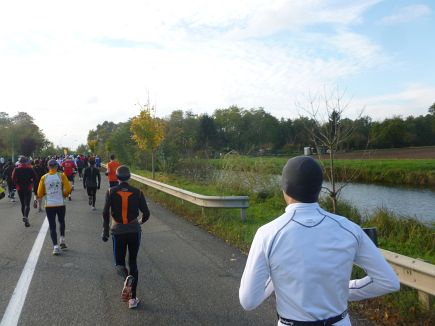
[239, 156, 400, 326]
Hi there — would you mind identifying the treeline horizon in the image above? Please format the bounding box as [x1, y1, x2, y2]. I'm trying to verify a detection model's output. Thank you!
[1, 104, 435, 164]
[86, 104, 435, 171]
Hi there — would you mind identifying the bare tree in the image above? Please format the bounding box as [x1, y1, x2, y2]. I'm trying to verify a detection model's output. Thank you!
[297, 86, 367, 213]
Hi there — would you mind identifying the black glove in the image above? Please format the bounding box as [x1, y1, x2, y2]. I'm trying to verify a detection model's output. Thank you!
[101, 231, 109, 242]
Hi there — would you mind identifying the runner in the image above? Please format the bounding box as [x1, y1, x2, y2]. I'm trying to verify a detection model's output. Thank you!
[102, 165, 150, 309]
[12, 156, 36, 227]
[106, 154, 121, 187]
[32, 159, 47, 212]
[239, 156, 400, 325]
[37, 159, 72, 255]
[95, 155, 101, 168]
[61, 156, 77, 201]
[2, 159, 16, 202]
[83, 157, 101, 210]
[75, 155, 85, 181]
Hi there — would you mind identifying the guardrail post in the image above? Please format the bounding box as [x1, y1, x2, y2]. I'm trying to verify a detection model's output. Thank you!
[418, 291, 431, 310]
[241, 208, 246, 223]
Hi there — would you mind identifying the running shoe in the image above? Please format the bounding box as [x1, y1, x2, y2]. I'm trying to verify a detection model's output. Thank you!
[53, 245, 61, 255]
[121, 275, 134, 302]
[128, 297, 140, 309]
[92, 206, 96, 211]
[60, 237, 67, 250]
[68, 195, 71, 201]
[23, 217, 30, 227]
[33, 199, 38, 209]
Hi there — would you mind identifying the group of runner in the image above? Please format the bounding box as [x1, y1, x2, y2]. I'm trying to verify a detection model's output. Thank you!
[1, 153, 147, 309]
[0, 154, 109, 226]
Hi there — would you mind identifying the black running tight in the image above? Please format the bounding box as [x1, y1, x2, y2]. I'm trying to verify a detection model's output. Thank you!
[17, 189, 32, 217]
[112, 232, 141, 298]
[87, 187, 97, 206]
[46, 206, 66, 246]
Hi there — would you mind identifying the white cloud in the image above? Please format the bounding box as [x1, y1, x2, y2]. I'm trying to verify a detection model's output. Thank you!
[379, 4, 432, 25]
[353, 85, 435, 120]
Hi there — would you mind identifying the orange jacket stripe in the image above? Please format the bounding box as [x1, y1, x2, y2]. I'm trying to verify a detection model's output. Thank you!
[116, 191, 133, 224]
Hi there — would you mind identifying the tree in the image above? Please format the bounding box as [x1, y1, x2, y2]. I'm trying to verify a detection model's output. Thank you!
[429, 103, 435, 115]
[213, 106, 244, 152]
[130, 105, 165, 179]
[240, 108, 280, 153]
[197, 114, 218, 157]
[0, 112, 47, 159]
[298, 87, 366, 213]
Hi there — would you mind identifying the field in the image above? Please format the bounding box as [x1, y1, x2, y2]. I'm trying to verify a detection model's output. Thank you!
[321, 146, 435, 159]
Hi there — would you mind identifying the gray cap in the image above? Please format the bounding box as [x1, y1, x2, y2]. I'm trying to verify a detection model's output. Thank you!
[116, 165, 131, 181]
[281, 156, 323, 203]
[48, 159, 58, 167]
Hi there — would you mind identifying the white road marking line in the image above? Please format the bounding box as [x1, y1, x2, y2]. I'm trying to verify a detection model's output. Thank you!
[0, 218, 49, 326]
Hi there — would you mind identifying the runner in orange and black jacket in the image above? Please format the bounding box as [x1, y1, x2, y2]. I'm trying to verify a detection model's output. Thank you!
[102, 165, 150, 309]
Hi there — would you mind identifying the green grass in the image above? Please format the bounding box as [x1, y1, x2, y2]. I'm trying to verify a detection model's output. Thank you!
[208, 156, 435, 186]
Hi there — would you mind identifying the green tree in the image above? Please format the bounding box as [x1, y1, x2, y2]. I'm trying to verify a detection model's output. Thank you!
[105, 121, 139, 167]
[197, 113, 218, 157]
[130, 106, 165, 179]
[428, 103, 435, 115]
[213, 106, 244, 152]
[87, 121, 117, 159]
[240, 108, 280, 154]
[0, 112, 47, 159]
[371, 117, 409, 148]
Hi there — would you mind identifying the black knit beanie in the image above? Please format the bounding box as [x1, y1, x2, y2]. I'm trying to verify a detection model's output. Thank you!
[281, 156, 323, 203]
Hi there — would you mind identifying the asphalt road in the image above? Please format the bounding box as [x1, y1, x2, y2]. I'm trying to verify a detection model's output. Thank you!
[0, 180, 373, 326]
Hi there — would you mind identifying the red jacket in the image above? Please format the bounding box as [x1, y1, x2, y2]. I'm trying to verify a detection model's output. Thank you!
[61, 160, 77, 176]
[12, 164, 36, 191]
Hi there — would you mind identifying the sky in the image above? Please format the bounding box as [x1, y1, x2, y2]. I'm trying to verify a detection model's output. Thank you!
[0, 0, 434, 149]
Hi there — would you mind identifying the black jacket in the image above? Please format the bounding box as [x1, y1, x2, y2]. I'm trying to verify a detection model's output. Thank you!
[102, 182, 150, 237]
[83, 166, 101, 188]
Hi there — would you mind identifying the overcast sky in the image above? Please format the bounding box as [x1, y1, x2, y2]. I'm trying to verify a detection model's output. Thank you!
[1, 0, 434, 149]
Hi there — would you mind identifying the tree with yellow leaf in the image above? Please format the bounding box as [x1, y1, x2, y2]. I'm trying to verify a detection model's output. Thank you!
[130, 106, 165, 179]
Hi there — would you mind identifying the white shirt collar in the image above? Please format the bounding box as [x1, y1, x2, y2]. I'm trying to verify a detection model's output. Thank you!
[284, 202, 320, 212]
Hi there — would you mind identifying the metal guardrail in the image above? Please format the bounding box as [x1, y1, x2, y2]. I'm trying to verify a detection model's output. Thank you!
[102, 165, 249, 222]
[130, 173, 249, 222]
[381, 249, 435, 309]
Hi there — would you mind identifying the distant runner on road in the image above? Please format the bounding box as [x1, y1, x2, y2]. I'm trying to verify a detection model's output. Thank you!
[37, 159, 72, 255]
[32, 159, 47, 212]
[61, 156, 77, 201]
[2, 159, 16, 202]
[75, 155, 85, 180]
[83, 157, 101, 210]
[12, 156, 36, 227]
[106, 154, 121, 187]
[102, 165, 150, 309]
